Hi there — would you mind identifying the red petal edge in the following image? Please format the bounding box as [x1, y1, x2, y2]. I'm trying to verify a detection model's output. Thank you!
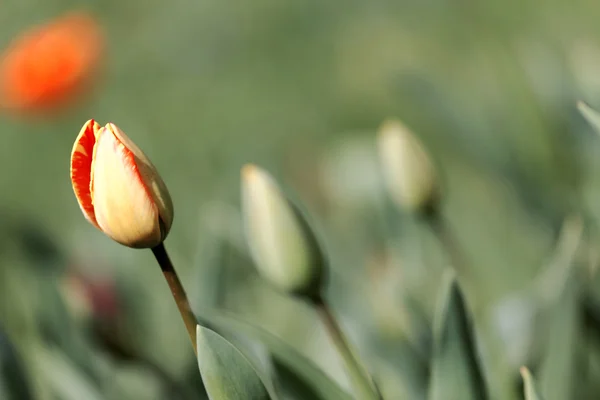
[70, 119, 101, 228]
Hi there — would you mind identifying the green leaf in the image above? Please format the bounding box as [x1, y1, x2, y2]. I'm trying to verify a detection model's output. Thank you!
[532, 216, 582, 400]
[577, 101, 600, 135]
[36, 346, 103, 400]
[537, 275, 580, 400]
[428, 271, 488, 400]
[198, 309, 353, 400]
[0, 327, 33, 400]
[373, 337, 428, 400]
[520, 367, 544, 400]
[272, 359, 324, 400]
[196, 325, 272, 400]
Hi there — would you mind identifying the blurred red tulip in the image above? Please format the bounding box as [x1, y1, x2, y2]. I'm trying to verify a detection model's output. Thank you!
[0, 11, 103, 113]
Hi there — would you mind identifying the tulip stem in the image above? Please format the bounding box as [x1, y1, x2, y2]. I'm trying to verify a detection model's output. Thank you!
[313, 297, 381, 400]
[423, 208, 467, 278]
[424, 210, 483, 310]
[152, 243, 198, 355]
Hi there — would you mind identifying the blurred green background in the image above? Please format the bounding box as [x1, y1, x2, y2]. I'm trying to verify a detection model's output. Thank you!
[3, 0, 600, 399]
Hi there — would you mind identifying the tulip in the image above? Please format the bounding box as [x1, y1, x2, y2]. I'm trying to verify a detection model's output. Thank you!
[377, 119, 438, 213]
[241, 164, 323, 297]
[242, 165, 382, 399]
[70, 120, 173, 248]
[0, 11, 103, 113]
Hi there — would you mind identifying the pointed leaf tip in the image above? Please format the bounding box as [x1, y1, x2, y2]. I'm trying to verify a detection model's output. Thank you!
[577, 101, 600, 135]
[429, 271, 488, 400]
[520, 367, 544, 400]
[196, 325, 272, 400]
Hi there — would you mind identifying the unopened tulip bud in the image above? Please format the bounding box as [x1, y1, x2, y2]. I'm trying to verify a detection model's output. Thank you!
[70, 120, 173, 248]
[241, 164, 324, 297]
[377, 119, 438, 213]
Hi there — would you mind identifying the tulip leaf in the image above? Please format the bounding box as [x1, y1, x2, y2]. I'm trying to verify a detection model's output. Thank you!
[196, 325, 272, 400]
[0, 325, 33, 400]
[272, 358, 324, 400]
[578, 101, 600, 135]
[198, 309, 353, 400]
[583, 294, 600, 345]
[428, 271, 488, 400]
[37, 346, 103, 400]
[537, 275, 580, 400]
[520, 367, 544, 400]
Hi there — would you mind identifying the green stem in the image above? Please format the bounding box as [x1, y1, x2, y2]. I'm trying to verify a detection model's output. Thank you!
[424, 210, 466, 278]
[313, 297, 381, 400]
[424, 209, 483, 315]
[152, 243, 198, 355]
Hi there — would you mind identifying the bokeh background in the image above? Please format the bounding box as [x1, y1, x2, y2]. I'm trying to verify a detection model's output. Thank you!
[3, 0, 600, 399]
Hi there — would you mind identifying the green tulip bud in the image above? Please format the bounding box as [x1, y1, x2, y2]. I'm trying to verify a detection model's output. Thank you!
[377, 119, 438, 213]
[241, 164, 324, 298]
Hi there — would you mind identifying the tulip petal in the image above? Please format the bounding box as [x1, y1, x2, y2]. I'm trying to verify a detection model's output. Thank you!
[105, 123, 173, 233]
[70, 119, 100, 228]
[91, 127, 161, 248]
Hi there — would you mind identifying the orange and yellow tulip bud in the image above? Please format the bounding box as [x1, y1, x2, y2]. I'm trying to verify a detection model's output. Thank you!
[70, 120, 173, 248]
